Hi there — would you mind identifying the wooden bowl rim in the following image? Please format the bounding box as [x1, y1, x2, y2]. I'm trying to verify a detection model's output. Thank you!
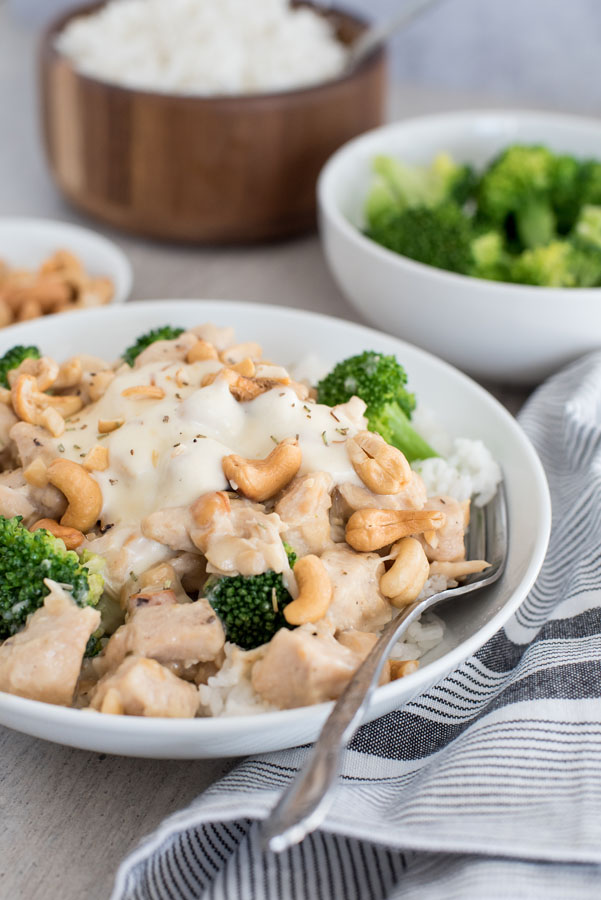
[41, 0, 386, 106]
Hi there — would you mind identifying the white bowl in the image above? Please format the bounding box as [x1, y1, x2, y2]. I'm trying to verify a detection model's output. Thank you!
[0, 217, 132, 305]
[318, 110, 601, 385]
[0, 300, 550, 758]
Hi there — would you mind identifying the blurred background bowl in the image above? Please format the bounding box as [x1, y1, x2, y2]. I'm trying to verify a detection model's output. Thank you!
[318, 109, 601, 385]
[0, 216, 132, 303]
[40, 1, 386, 244]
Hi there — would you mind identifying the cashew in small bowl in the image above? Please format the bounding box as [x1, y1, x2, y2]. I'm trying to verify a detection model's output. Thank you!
[346, 430, 412, 495]
[29, 518, 85, 550]
[284, 555, 332, 626]
[345, 507, 446, 552]
[46, 458, 103, 532]
[380, 537, 430, 606]
[222, 438, 302, 502]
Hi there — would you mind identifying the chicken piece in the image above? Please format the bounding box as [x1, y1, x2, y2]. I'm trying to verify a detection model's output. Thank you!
[275, 472, 333, 557]
[190, 323, 235, 351]
[101, 597, 225, 673]
[170, 551, 207, 594]
[133, 332, 198, 368]
[320, 545, 391, 633]
[9, 421, 59, 469]
[82, 526, 172, 596]
[141, 505, 196, 552]
[0, 404, 18, 465]
[0, 468, 66, 523]
[419, 495, 467, 562]
[90, 657, 199, 717]
[191, 495, 288, 577]
[0, 581, 100, 706]
[336, 629, 391, 685]
[331, 472, 428, 524]
[251, 624, 365, 709]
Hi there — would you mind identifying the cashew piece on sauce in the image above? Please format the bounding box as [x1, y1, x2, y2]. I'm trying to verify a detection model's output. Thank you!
[284, 555, 333, 626]
[46, 459, 103, 532]
[29, 518, 85, 551]
[222, 438, 302, 502]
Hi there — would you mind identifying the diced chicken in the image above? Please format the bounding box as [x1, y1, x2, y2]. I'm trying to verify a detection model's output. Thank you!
[275, 472, 333, 557]
[169, 551, 207, 594]
[190, 323, 235, 351]
[90, 657, 199, 717]
[320, 545, 391, 633]
[191, 495, 288, 577]
[0, 404, 17, 465]
[419, 495, 467, 562]
[0, 581, 100, 706]
[101, 597, 225, 673]
[337, 629, 390, 685]
[0, 468, 66, 523]
[251, 624, 366, 709]
[82, 526, 172, 596]
[133, 332, 198, 367]
[141, 505, 196, 552]
[9, 421, 59, 469]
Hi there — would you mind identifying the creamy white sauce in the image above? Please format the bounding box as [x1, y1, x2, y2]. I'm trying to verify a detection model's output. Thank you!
[57, 359, 361, 528]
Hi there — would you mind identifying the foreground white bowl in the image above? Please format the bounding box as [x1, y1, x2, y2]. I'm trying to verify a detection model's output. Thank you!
[0, 217, 132, 305]
[318, 110, 601, 385]
[0, 301, 550, 758]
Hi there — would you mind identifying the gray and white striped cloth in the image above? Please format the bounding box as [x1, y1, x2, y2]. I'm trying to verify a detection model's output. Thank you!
[112, 352, 601, 900]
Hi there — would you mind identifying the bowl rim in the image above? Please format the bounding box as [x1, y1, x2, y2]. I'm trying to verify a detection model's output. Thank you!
[0, 215, 132, 305]
[41, 0, 386, 105]
[0, 299, 552, 742]
[317, 107, 601, 296]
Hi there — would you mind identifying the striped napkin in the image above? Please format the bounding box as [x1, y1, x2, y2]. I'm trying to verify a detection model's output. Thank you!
[112, 352, 601, 900]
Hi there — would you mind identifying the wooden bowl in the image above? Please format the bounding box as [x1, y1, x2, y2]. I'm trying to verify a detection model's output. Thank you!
[39, 2, 387, 244]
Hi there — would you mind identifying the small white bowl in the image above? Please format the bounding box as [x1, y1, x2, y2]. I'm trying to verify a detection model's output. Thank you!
[0, 217, 132, 305]
[318, 110, 601, 385]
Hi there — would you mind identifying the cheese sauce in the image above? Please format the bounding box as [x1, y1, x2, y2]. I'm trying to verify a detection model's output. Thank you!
[58, 359, 362, 528]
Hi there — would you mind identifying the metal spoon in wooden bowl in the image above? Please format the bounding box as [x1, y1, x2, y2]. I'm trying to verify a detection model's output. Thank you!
[345, 0, 444, 73]
[262, 483, 508, 853]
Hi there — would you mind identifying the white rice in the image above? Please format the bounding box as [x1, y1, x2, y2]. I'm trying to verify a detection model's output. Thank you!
[412, 406, 502, 506]
[56, 0, 348, 96]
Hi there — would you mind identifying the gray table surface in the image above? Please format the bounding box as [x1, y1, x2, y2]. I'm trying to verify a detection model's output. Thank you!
[0, 8, 558, 900]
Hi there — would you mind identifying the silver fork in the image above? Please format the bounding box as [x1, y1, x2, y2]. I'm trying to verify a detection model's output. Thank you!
[262, 484, 507, 853]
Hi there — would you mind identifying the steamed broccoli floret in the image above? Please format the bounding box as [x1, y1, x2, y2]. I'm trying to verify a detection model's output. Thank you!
[366, 203, 474, 274]
[316, 351, 436, 462]
[510, 241, 577, 287]
[0, 516, 104, 638]
[365, 153, 474, 229]
[0, 345, 40, 389]
[478, 145, 557, 249]
[573, 204, 601, 251]
[469, 230, 511, 282]
[122, 326, 185, 366]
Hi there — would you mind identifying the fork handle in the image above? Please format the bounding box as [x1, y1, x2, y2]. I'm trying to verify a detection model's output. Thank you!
[262, 598, 425, 853]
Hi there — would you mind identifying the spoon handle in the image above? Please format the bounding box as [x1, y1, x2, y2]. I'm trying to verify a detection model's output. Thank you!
[347, 0, 443, 71]
[262, 597, 425, 853]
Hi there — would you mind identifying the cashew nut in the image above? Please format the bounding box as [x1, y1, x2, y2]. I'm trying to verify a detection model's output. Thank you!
[345, 507, 446, 552]
[346, 431, 412, 495]
[389, 659, 419, 680]
[82, 444, 109, 471]
[98, 417, 124, 433]
[380, 537, 430, 606]
[429, 560, 490, 579]
[11, 374, 65, 437]
[284, 555, 332, 625]
[121, 385, 165, 400]
[202, 368, 264, 402]
[46, 458, 103, 532]
[222, 439, 302, 502]
[186, 339, 218, 363]
[30, 518, 85, 550]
